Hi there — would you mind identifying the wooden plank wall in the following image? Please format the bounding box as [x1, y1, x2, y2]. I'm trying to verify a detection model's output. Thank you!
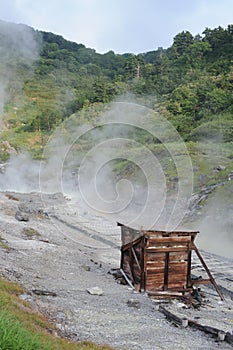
[120, 225, 199, 293]
[145, 232, 192, 292]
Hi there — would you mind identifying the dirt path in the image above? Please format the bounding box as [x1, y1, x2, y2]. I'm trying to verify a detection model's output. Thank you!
[0, 191, 232, 350]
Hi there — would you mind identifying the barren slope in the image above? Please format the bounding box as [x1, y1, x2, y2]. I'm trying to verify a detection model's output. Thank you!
[0, 191, 232, 350]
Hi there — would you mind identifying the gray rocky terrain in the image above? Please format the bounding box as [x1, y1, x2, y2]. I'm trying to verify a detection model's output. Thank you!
[0, 191, 232, 350]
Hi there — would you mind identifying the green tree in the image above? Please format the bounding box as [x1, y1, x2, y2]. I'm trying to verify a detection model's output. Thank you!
[172, 31, 194, 57]
[204, 88, 233, 113]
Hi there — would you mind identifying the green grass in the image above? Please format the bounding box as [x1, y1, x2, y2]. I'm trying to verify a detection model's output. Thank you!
[0, 311, 51, 350]
[0, 278, 114, 350]
[23, 227, 41, 238]
[0, 235, 10, 251]
[187, 141, 233, 190]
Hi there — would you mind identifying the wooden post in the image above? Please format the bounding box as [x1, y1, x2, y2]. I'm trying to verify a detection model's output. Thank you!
[192, 243, 225, 301]
[159, 306, 188, 328]
[187, 250, 192, 287]
[141, 236, 146, 291]
[131, 247, 141, 271]
[159, 307, 228, 342]
[164, 252, 169, 291]
[129, 247, 135, 284]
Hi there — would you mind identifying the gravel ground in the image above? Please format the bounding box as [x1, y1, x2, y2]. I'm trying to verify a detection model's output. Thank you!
[0, 191, 232, 350]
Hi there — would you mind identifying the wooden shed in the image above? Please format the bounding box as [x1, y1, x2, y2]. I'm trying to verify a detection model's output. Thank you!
[119, 223, 224, 299]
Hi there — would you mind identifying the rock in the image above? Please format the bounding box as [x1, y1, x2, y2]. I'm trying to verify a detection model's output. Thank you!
[87, 287, 104, 296]
[213, 165, 226, 171]
[56, 312, 66, 320]
[127, 299, 141, 309]
[18, 201, 46, 217]
[19, 294, 33, 302]
[32, 289, 57, 296]
[39, 238, 50, 243]
[18, 202, 33, 213]
[15, 210, 29, 221]
[0, 163, 7, 174]
[174, 301, 188, 309]
[81, 265, 91, 271]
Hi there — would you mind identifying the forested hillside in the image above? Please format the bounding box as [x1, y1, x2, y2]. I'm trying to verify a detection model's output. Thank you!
[0, 20, 232, 160]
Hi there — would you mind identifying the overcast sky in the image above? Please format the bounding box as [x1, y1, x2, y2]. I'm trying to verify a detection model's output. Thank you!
[0, 0, 232, 54]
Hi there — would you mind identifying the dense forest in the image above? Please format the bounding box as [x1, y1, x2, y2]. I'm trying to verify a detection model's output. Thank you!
[0, 20, 232, 160]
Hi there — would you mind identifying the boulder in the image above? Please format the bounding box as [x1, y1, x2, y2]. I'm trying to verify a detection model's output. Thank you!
[15, 210, 29, 222]
[87, 287, 104, 296]
[213, 165, 226, 171]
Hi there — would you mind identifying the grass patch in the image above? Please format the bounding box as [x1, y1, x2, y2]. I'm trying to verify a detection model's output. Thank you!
[185, 141, 233, 190]
[0, 311, 51, 350]
[0, 278, 114, 350]
[23, 227, 41, 238]
[0, 234, 10, 251]
[1, 130, 49, 159]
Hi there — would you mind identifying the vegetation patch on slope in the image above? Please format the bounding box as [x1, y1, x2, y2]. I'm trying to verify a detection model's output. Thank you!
[0, 278, 114, 350]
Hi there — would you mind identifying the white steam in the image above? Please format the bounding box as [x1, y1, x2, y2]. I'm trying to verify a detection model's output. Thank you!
[196, 182, 233, 259]
[39, 100, 194, 231]
[1, 95, 232, 258]
[0, 153, 40, 192]
[0, 20, 41, 192]
[0, 20, 40, 127]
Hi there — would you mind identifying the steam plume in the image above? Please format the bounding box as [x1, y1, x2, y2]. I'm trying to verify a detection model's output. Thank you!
[0, 20, 40, 127]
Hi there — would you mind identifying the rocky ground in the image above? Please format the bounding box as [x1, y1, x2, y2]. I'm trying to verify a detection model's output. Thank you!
[0, 191, 232, 350]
